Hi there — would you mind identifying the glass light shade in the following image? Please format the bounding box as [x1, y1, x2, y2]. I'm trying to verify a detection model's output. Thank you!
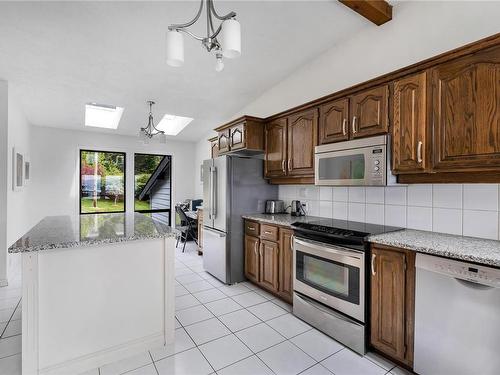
[215, 57, 224, 72]
[166, 30, 184, 67]
[220, 19, 241, 59]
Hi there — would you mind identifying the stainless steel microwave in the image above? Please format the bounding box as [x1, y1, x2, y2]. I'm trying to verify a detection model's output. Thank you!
[315, 135, 392, 186]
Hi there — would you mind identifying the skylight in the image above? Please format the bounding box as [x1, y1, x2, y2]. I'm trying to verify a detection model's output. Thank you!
[157, 114, 193, 136]
[85, 103, 124, 129]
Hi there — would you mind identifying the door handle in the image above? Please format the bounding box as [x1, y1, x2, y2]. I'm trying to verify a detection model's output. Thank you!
[352, 116, 357, 134]
[290, 235, 294, 251]
[254, 241, 258, 255]
[281, 160, 285, 173]
[371, 254, 376, 276]
[288, 158, 292, 172]
[417, 141, 423, 163]
[342, 118, 347, 136]
[210, 167, 217, 219]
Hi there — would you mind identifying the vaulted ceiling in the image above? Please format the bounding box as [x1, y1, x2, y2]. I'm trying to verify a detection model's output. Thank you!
[0, 1, 372, 141]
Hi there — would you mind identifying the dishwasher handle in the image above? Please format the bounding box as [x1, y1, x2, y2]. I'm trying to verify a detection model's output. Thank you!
[455, 278, 495, 291]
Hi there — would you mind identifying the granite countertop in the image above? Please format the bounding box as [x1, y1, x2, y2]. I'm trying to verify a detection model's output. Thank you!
[8, 212, 178, 253]
[241, 213, 324, 227]
[368, 229, 500, 268]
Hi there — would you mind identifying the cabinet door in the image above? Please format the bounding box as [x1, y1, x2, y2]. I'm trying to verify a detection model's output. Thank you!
[211, 139, 220, 159]
[392, 71, 428, 173]
[278, 229, 294, 303]
[319, 98, 349, 144]
[432, 45, 500, 172]
[265, 118, 287, 178]
[350, 85, 389, 138]
[244, 235, 260, 284]
[287, 108, 318, 176]
[230, 123, 245, 151]
[259, 240, 279, 292]
[218, 129, 231, 154]
[370, 246, 415, 366]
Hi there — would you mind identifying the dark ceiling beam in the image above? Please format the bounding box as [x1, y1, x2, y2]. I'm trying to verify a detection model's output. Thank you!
[339, 0, 393, 26]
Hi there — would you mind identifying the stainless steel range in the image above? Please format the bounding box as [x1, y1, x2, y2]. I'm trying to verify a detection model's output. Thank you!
[291, 219, 400, 355]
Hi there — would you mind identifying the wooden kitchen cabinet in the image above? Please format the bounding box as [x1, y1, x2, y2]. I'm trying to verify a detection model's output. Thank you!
[350, 85, 389, 139]
[392, 71, 429, 174]
[209, 137, 219, 159]
[431, 45, 500, 173]
[264, 118, 288, 178]
[278, 228, 294, 303]
[243, 220, 294, 302]
[370, 244, 415, 368]
[319, 98, 350, 144]
[214, 116, 265, 155]
[287, 108, 318, 176]
[218, 128, 231, 154]
[244, 235, 260, 284]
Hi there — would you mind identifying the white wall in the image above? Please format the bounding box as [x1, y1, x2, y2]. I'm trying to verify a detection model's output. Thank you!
[280, 184, 500, 240]
[29, 126, 196, 224]
[236, 1, 500, 118]
[0, 80, 8, 286]
[193, 131, 214, 199]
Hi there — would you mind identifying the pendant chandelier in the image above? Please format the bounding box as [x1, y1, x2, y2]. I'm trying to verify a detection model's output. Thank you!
[166, 0, 241, 72]
[139, 101, 166, 144]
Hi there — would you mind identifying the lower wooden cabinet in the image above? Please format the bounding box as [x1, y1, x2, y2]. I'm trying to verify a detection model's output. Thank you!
[244, 235, 259, 284]
[259, 240, 280, 292]
[370, 244, 415, 368]
[243, 220, 294, 302]
[278, 229, 294, 303]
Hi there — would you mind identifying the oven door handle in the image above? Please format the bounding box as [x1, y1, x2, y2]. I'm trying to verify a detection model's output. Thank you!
[294, 238, 363, 260]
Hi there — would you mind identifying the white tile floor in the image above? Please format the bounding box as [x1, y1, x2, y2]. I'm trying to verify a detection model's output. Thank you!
[0, 242, 413, 375]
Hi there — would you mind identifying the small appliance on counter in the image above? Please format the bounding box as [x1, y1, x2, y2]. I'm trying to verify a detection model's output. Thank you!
[265, 200, 285, 214]
[291, 200, 306, 216]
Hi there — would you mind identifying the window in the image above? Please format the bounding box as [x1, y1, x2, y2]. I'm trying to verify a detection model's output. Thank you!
[134, 154, 172, 225]
[80, 150, 126, 214]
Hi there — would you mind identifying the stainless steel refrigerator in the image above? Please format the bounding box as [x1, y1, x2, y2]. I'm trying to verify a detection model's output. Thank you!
[202, 155, 278, 284]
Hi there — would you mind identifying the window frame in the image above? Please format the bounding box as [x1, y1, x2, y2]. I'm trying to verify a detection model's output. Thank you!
[134, 153, 172, 225]
[79, 149, 127, 215]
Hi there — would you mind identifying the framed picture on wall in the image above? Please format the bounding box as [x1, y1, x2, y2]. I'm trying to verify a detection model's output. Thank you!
[12, 147, 24, 191]
[24, 155, 31, 185]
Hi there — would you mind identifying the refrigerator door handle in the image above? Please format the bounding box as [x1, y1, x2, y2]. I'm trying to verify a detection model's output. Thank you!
[211, 166, 217, 219]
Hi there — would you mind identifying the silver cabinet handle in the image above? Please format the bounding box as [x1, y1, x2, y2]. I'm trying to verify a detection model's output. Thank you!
[247, 227, 255, 231]
[417, 141, 423, 163]
[264, 231, 272, 235]
[290, 235, 294, 251]
[352, 116, 357, 134]
[254, 242, 258, 255]
[281, 160, 285, 173]
[342, 118, 347, 136]
[371, 254, 376, 276]
[288, 158, 292, 172]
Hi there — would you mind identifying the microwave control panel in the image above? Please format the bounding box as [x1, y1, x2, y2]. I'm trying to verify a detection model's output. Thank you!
[369, 146, 385, 184]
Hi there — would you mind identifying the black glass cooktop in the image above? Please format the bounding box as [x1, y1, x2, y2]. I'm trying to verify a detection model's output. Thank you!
[291, 219, 402, 250]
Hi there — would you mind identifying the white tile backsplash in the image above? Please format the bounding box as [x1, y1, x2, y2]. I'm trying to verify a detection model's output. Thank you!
[279, 183, 500, 240]
[433, 184, 462, 209]
[463, 184, 498, 211]
[463, 210, 498, 240]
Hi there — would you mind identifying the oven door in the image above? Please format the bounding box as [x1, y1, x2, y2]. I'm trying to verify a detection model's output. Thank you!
[293, 237, 365, 322]
[315, 145, 386, 186]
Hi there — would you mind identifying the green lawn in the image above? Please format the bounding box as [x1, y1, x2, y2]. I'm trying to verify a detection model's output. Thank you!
[80, 198, 151, 213]
[81, 198, 124, 213]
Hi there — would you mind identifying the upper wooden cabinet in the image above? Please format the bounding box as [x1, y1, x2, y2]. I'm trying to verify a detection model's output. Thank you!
[264, 118, 288, 178]
[209, 137, 219, 159]
[431, 45, 500, 173]
[392, 71, 429, 174]
[319, 98, 349, 144]
[370, 244, 415, 368]
[287, 108, 318, 176]
[350, 85, 389, 138]
[214, 116, 265, 155]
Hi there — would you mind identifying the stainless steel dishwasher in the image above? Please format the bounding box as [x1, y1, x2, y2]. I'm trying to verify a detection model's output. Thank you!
[414, 253, 500, 375]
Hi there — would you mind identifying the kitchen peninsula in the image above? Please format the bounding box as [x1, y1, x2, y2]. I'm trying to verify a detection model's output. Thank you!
[8, 213, 177, 375]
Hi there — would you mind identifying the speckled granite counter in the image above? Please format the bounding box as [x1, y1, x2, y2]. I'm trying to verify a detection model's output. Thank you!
[368, 229, 500, 268]
[241, 213, 324, 227]
[8, 212, 178, 253]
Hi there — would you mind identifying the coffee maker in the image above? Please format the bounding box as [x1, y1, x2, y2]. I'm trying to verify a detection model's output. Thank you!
[291, 200, 306, 217]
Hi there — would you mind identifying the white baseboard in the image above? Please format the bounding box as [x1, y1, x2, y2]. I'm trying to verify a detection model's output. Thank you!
[38, 332, 165, 375]
[0, 278, 8, 287]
